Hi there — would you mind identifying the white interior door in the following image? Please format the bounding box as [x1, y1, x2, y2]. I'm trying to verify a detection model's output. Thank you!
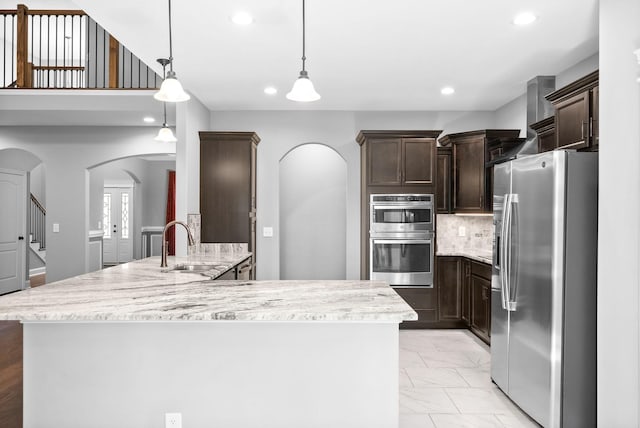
[0, 169, 26, 294]
[102, 187, 133, 265]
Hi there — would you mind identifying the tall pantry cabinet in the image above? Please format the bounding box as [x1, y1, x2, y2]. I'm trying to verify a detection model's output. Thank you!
[199, 131, 259, 278]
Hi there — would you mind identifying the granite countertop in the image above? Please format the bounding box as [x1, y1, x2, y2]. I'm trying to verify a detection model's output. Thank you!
[436, 251, 493, 265]
[0, 256, 417, 323]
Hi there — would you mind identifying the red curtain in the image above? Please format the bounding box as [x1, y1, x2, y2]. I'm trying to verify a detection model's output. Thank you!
[166, 170, 176, 255]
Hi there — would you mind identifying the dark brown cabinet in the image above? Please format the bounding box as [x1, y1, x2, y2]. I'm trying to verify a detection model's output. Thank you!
[531, 117, 556, 153]
[437, 256, 462, 321]
[439, 130, 523, 213]
[546, 70, 599, 152]
[436, 147, 452, 213]
[199, 132, 259, 278]
[461, 258, 471, 326]
[214, 256, 253, 281]
[433, 255, 490, 341]
[359, 134, 437, 186]
[357, 130, 442, 281]
[395, 288, 437, 324]
[470, 261, 491, 344]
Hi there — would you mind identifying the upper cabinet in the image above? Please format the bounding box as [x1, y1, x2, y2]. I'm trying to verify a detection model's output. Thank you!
[530, 116, 556, 153]
[356, 131, 441, 187]
[545, 70, 599, 152]
[439, 130, 523, 213]
[436, 147, 452, 214]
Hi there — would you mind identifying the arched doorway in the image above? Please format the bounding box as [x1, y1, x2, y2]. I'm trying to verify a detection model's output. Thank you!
[279, 144, 347, 280]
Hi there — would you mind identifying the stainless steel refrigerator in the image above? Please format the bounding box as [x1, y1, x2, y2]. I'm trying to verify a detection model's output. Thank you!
[491, 150, 597, 428]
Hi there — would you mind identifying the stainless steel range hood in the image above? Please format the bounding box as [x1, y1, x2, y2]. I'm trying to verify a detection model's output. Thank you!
[489, 76, 556, 165]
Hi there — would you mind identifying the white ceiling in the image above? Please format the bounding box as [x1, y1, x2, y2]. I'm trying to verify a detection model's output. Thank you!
[11, 0, 600, 112]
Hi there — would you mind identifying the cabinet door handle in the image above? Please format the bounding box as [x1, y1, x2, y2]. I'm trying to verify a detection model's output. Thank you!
[589, 117, 593, 138]
[582, 121, 588, 141]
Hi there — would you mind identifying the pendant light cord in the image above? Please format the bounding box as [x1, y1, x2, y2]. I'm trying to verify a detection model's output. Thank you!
[301, 0, 306, 72]
[161, 62, 168, 125]
[168, 0, 174, 73]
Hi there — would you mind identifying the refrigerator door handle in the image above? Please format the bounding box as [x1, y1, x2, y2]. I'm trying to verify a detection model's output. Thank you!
[506, 194, 519, 312]
[499, 193, 511, 310]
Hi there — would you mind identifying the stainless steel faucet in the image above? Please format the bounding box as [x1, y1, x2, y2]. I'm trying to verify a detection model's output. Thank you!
[160, 220, 196, 267]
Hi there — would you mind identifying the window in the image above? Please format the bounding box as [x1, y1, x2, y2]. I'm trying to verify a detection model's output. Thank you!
[121, 193, 129, 239]
[103, 193, 111, 239]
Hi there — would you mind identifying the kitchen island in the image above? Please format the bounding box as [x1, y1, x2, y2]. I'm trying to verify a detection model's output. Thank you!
[0, 256, 416, 428]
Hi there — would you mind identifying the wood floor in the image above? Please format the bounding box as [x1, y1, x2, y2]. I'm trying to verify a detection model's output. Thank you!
[0, 321, 22, 428]
[29, 274, 46, 287]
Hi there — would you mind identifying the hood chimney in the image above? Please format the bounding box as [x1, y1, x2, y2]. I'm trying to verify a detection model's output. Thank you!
[526, 75, 556, 139]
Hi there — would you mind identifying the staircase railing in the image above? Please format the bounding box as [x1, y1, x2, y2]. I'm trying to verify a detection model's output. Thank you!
[0, 4, 160, 89]
[30, 193, 45, 251]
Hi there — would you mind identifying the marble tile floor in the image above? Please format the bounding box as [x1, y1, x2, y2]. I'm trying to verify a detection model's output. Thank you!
[399, 329, 541, 428]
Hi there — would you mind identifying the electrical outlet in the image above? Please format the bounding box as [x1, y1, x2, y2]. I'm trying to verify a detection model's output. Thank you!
[53, 223, 60, 233]
[98, 221, 102, 229]
[165, 413, 182, 428]
[458, 226, 466, 237]
[263, 226, 274, 237]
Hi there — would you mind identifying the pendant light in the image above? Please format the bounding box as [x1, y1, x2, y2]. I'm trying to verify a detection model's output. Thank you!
[286, 0, 321, 102]
[154, 0, 190, 102]
[155, 58, 178, 143]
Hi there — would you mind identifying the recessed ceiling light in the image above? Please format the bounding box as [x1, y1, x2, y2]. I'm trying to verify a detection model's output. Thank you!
[264, 86, 278, 95]
[441, 86, 455, 95]
[513, 12, 537, 26]
[231, 11, 253, 25]
[143, 117, 155, 123]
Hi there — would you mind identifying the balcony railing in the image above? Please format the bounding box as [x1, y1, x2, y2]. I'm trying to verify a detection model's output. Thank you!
[0, 4, 160, 89]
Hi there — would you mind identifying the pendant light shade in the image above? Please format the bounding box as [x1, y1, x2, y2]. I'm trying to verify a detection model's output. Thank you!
[155, 124, 178, 142]
[154, 0, 190, 103]
[154, 70, 190, 102]
[287, 0, 320, 102]
[286, 70, 320, 102]
[155, 58, 178, 143]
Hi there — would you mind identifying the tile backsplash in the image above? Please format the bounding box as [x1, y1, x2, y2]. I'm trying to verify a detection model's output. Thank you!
[436, 214, 494, 255]
[187, 213, 201, 245]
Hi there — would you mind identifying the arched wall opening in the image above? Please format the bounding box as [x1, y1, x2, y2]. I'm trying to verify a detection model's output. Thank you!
[88, 154, 176, 265]
[278, 143, 347, 280]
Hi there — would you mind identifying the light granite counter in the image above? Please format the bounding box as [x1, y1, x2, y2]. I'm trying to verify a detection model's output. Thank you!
[0, 256, 416, 322]
[6, 256, 414, 428]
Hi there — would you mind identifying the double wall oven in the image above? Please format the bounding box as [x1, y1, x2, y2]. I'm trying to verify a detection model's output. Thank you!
[369, 194, 434, 287]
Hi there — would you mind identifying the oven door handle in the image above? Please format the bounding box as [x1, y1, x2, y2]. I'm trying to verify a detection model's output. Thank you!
[372, 205, 430, 210]
[372, 239, 431, 245]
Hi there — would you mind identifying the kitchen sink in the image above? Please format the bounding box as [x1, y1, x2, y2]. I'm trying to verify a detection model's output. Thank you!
[167, 264, 226, 273]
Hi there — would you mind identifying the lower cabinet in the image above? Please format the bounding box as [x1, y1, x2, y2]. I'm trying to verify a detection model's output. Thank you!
[469, 261, 491, 344]
[437, 257, 463, 322]
[395, 288, 437, 328]
[214, 256, 253, 281]
[461, 259, 471, 326]
[429, 256, 491, 343]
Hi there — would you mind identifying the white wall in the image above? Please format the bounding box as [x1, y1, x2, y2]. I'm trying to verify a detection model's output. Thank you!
[209, 110, 496, 280]
[29, 163, 46, 205]
[0, 127, 174, 282]
[176, 96, 210, 256]
[493, 53, 600, 133]
[279, 144, 347, 280]
[598, 0, 639, 425]
[494, 94, 527, 138]
[556, 53, 600, 88]
[144, 160, 175, 227]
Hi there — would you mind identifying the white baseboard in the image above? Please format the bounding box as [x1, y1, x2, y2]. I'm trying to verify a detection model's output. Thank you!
[29, 267, 46, 277]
